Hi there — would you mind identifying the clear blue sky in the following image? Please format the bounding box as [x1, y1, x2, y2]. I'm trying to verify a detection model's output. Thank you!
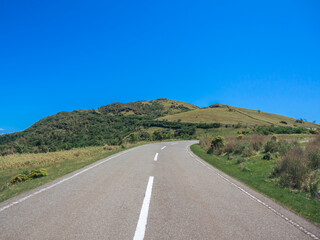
[1, 0, 319, 133]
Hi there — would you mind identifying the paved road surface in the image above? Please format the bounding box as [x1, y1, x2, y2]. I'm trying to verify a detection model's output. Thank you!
[0, 141, 319, 239]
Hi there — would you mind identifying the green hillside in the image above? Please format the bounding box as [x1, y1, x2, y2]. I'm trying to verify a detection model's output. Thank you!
[0, 99, 318, 156]
[0, 99, 200, 155]
[158, 104, 319, 128]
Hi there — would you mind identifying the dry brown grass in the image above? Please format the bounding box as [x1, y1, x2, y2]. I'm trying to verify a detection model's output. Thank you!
[199, 136, 212, 152]
[158, 105, 319, 128]
[0, 146, 120, 171]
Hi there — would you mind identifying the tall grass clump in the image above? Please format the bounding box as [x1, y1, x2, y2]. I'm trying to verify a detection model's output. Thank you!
[273, 147, 308, 188]
[306, 136, 320, 170]
[272, 135, 320, 195]
[199, 136, 212, 153]
[250, 134, 265, 151]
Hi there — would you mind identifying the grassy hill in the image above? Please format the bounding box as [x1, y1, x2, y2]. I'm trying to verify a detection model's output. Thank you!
[0, 99, 318, 156]
[97, 98, 199, 116]
[0, 99, 200, 155]
[158, 103, 319, 128]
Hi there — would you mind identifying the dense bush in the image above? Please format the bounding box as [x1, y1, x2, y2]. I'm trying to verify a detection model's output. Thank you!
[262, 152, 272, 160]
[10, 174, 29, 183]
[272, 136, 320, 194]
[264, 140, 278, 153]
[242, 145, 254, 157]
[10, 168, 48, 184]
[28, 168, 48, 179]
[237, 134, 244, 140]
[208, 136, 225, 153]
[274, 147, 308, 188]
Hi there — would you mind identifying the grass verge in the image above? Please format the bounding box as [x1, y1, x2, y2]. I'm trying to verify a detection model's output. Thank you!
[0, 143, 146, 203]
[190, 144, 320, 225]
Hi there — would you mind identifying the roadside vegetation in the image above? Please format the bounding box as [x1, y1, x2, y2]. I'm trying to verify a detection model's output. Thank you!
[192, 134, 320, 224]
[0, 142, 143, 203]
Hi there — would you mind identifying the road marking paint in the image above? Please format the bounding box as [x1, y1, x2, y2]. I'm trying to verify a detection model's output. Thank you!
[133, 176, 154, 240]
[161, 146, 166, 150]
[154, 153, 158, 161]
[0, 147, 139, 213]
[186, 145, 320, 240]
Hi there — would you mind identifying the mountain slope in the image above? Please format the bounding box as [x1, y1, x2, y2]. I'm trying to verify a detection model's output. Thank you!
[158, 104, 319, 128]
[0, 99, 318, 155]
[0, 99, 199, 155]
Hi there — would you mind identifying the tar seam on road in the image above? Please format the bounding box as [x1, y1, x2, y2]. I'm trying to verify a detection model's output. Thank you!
[154, 153, 158, 161]
[161, 146, 166, 150]
[0, 147, 138, 213]
[133, 176, 154, 240]
[186, 144, 320, 240]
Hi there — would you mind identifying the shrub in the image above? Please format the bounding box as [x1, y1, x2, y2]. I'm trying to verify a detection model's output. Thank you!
[10, 168, 48, 184]
[233, 142, 247, 154]
[275, 140, 296, 155]
[208, 136, 225, 153]
[242, 145, 254, 157]
[307, 151, 320, 170]
[237, 134, 244, 140]
[306, 138, 320, 170]
[10, 174, 29, 184]
[274, 147, 308, 189]
[28, 168, 48, 179]
[262, 152, 272, 160]
[264, 140, 278, 153]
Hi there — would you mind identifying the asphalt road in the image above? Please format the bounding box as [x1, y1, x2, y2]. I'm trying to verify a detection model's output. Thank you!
[0, 141, 319, 240]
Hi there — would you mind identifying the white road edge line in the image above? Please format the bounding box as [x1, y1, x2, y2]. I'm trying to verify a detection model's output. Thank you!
[186, 144, 320, 240]
[0, 147, 138, 213]
[154, 153, 158, 161]
[161, 146, 166, 150]
[133, 176, 154, 240]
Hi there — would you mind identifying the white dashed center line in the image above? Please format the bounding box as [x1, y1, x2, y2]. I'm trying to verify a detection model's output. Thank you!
[154, 153, 158, 161]
[161, 146, 166, 150]
[133, 176, 154, 240]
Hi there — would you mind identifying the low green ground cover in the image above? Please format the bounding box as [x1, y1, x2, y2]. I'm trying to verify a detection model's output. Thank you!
[191, 141, 320, 225]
